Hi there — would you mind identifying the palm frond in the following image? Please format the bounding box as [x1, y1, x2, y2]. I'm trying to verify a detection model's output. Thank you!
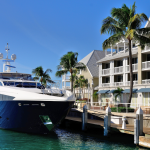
[134, 33, 150, 49]
[55, 70, 68, 77]
[44, 69, 52, 74]
[101, 16, 123, 35]
[125, 29, 136, 40]
[33, 77, 39, 81]
[75, 62, 86, 70]
[46, 79, 55, 83]
[102, 33, 124, 50]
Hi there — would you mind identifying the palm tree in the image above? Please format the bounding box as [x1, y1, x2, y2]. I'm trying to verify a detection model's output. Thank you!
[74, 75, 88, 99]
[113, 87, 124, 102]
[32, 66, 53, 86]
[56, 52, 86, 92]
[101, 2, 150, 104]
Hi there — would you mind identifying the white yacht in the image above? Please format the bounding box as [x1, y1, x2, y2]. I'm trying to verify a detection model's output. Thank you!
[0, 43, 75, 134]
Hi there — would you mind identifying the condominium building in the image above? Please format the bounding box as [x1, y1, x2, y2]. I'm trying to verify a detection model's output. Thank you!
[96, 19, 150, 107]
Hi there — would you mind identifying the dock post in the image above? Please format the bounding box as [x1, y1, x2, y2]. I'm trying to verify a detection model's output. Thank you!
[104, 106, 111, 136]
[82, 105, 87, 131]
[134, 107, 143, 145]
[122, 116, 126, 129]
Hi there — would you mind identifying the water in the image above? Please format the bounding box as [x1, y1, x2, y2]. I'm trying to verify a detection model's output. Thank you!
[0, 128, 147, 150]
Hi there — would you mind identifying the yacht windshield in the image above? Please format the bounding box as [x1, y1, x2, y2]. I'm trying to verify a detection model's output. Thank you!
[3, 81, 37, 88]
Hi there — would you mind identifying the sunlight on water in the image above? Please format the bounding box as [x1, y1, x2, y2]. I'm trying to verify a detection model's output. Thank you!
[0, 128, 146, 150]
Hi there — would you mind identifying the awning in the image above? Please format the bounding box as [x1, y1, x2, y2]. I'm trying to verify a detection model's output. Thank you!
[137, 88, 150, 93]
[97, 90, 110, 94]
[122, 89, 138, 93]
[108, 90, 115, 93]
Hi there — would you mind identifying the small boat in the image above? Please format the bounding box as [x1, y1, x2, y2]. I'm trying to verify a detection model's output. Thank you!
[0, 43, 75, 134]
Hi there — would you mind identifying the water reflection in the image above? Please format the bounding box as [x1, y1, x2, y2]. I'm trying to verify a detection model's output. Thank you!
[0, 128, 148, 150]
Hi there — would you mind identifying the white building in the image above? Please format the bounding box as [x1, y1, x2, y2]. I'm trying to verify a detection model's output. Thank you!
[96, 18, 150, 108]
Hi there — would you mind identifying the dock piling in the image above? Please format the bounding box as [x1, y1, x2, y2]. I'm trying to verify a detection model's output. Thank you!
[122, 116, 126, 129]
[82, 105, 87, 131]
[104, 106, 111, 136]
[134, 107, 143, 145]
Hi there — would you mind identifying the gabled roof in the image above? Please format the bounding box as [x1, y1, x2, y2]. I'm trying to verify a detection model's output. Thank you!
[79, 50, 109, 77]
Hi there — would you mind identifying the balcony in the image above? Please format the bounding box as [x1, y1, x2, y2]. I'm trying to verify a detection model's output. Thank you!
[113, 82, 124, 86]
[126, 64, 138, 72]
[141, 46, 150, 53]
[62, 86, 71, 89]
[62, 75, 70, 81]
[142, 79, 150, 84]
[114, 66, 123, 74]
[101, 68, 110, 76]
[142, 61, 150, 70]
[125, 81, 138, 86]
[101, 83, 110, 87]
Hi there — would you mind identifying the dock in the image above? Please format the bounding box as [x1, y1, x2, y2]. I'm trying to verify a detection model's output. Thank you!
[64, 108, 150, 148]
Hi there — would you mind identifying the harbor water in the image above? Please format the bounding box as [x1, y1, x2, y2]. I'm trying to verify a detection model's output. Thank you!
[0, 127, 147, 150]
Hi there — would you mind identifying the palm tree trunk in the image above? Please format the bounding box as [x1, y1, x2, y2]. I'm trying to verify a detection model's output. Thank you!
[71, 72, 73, 92]
[128, 39, 133, 106]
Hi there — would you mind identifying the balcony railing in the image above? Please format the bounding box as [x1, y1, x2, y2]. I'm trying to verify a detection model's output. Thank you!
[62, 86, 71, 89]
[101, 83, 110, 87]
[125, 81, 138, 86]
[126, 64, 138, 72]
[142, 61, 150, 70]
[101, 68, 110, 75]
[62, 75, 70, 80]
[142, 79, 150, 84]
[114, 66, 123, 74]
[113, 82, 124, 86]
[142, 46, 150, 53]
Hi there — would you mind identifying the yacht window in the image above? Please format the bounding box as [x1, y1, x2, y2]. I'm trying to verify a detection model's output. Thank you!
[0, 82, 2, 86]
[22, 82, 36, 87]
[15, 82, 22, 87]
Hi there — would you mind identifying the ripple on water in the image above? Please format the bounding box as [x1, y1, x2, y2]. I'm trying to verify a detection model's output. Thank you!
[0, 128, 146, 150]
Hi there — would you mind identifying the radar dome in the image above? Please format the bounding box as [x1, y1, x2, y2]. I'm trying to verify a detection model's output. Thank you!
[0, 53, 3, 59]
[11, 54, 16, 60]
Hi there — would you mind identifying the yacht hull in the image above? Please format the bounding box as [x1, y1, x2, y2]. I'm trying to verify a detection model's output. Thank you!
[0, 100, 74, 134]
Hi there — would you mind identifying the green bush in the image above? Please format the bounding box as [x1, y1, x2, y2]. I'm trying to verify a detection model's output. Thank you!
[111, 107, 134, 112]
[76, 100, 86, 103]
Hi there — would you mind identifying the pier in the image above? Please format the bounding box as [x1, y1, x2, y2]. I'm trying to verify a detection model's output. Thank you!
[64, 106, 150, 148]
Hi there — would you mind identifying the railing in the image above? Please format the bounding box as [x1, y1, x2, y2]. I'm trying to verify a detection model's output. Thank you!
[125, 81, 138, 86]
[142, 79, 150, 84]
[113, 82, 123, 86]
[114, 66, 123, 74]
[126, 64, 138, 72]
[142, 61, 150, 70]
[74, 101, 141, 114]
[142, 46, 150, 53]
[101, 83, 110, 87]
[101, 68, 110, 75]
[62, 75, 70, 80]
[62, 86, 71, 89]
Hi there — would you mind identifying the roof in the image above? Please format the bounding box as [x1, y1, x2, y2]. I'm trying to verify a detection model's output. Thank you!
[80, 50, 109, 77]
[97, 48, 138, 63]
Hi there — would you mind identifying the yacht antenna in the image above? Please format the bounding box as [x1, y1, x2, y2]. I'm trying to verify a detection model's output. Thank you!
[5, 43, 10, 59]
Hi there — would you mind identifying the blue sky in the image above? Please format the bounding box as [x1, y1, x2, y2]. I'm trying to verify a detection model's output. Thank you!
[0, 0, 149, 81]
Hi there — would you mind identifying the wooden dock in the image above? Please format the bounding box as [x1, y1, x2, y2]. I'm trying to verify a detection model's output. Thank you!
[65, 108, 150, 148]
